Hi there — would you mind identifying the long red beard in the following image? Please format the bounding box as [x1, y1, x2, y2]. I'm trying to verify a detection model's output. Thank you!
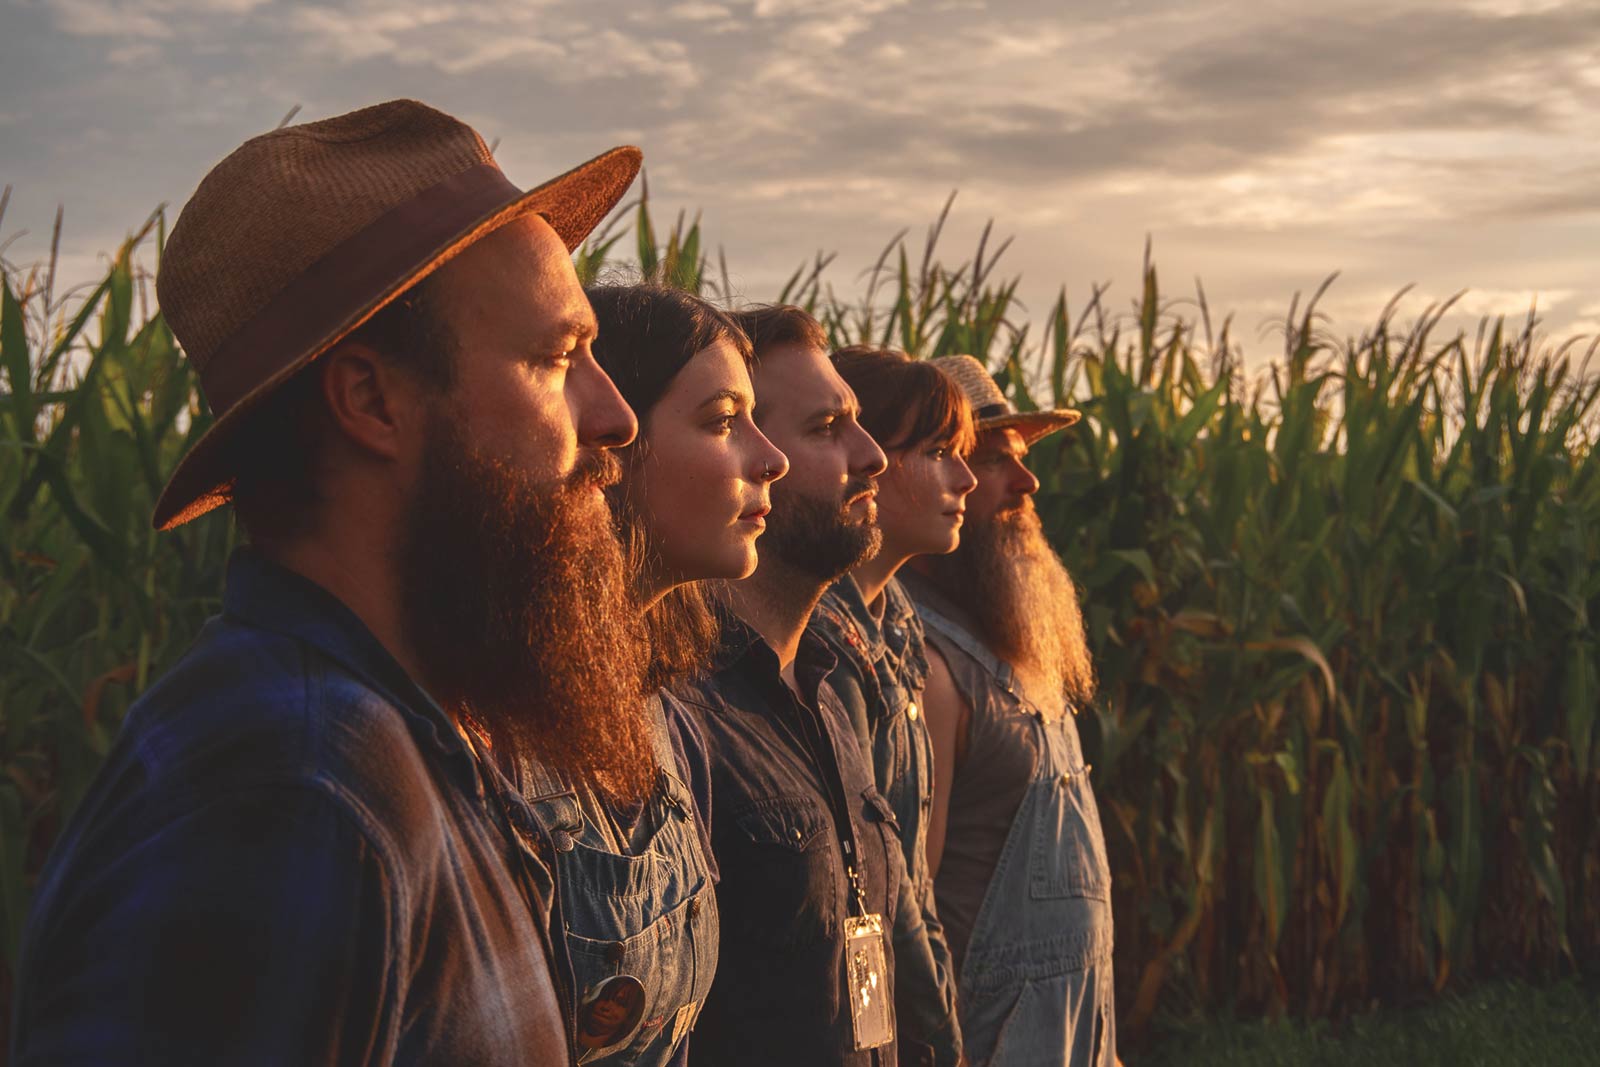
[924, 498, 1096, 715]
[397, 414, 656, 807]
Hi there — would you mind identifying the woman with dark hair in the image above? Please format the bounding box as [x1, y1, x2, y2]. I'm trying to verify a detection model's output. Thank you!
[519, 284, 788, 1067]
[807, 345, 977, 1065]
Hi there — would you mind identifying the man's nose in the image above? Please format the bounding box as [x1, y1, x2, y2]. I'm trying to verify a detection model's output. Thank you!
[847, 422, 888, 478]
[1007, 455, 1040, 496]
[573, 358, 638, 449]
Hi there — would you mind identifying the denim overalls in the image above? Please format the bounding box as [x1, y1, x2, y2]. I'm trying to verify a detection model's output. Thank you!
[521, 694, 719, 1067]
[916, 599, 1117, 1067]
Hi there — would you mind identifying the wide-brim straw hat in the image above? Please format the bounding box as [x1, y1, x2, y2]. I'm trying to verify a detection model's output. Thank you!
[152, 99, 642, 530]
[931, 354, 1081, 445]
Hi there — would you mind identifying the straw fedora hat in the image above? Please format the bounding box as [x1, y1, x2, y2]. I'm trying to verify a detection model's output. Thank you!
[152, 99, 642, 530]
[931, 354, 1081, 445]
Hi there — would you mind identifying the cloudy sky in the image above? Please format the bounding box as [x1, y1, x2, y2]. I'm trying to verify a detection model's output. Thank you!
[3, 0, 1599, 363]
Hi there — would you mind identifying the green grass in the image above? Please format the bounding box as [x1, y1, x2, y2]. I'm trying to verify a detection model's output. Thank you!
[1143, 978, 1600, 1066]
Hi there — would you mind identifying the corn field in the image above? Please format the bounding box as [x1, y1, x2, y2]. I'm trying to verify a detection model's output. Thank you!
[4, 189, 1597, 1045]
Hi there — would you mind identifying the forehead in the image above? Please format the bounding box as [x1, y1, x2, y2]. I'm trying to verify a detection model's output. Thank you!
[752, 341, 852, 414]
[429, 214, 595, 340]
[664, 337, 753, 402]
[973, 427, 1029, 458]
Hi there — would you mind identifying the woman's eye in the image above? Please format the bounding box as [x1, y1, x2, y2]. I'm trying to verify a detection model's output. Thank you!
[710, 414, 736, 435]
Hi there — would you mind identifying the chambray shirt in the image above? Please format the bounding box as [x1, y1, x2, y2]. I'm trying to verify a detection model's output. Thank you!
[10, 551, 570, 1066]
[811, 575, 961, 1067]
[672, 614, 908, 1067]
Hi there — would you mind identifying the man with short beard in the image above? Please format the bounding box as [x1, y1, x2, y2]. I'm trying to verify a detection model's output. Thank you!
[901, 355, 1117, 1067]
[673, 306, 911, 1067]
[11, 101, 650, 1066]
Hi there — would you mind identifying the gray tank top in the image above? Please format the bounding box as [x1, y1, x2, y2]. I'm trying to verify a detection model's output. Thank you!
[902, 574, 1038, 970]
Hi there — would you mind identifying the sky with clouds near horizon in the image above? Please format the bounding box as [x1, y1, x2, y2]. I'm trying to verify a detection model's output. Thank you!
[3, 0, 1600, 361]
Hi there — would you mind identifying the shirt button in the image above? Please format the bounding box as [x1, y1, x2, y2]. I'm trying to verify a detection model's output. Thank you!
[790, 827, 803, 843]
[553, 830, 575, 853]
[606, 943, 624, 965]
[906, 702, 919, 721]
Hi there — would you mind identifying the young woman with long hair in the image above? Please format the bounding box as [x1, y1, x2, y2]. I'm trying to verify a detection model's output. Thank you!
[519, 284, 787, 1067]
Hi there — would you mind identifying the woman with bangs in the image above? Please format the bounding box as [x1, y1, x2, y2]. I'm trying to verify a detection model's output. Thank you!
[808, 345, 977, 1066]
[519, 284, 787, 1067]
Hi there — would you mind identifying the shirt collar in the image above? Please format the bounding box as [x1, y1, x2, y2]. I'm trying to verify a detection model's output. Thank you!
[221, 548, 479, 777]
[881, 576, 919, 633]
[823, 574, 884, 648]
[709, 609, 840, 708]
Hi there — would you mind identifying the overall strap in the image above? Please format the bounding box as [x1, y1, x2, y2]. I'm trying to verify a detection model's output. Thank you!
[644, 692, 675, 768]
[915, 597, 1018, 691]
[645, 693, 693, 807]
[520, 750, 571, 805]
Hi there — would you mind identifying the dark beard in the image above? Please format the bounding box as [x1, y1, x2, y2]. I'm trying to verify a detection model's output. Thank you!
[761, 475, 882, 581]
[922, 497, 1096, 714]
[397, 414, 656, 807]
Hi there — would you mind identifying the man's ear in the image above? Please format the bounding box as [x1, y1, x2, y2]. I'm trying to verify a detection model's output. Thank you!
[318, 340, 424, 461]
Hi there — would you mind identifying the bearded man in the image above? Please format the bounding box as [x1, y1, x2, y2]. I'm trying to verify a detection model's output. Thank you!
[673, 306, 928, 1067]
[10, 101, 649, 1066]
[901, 354, 1116, 1067]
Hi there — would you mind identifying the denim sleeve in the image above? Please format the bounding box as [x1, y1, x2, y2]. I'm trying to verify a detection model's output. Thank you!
[12, 784, 398, 1067]
[820, 646, 874, 755]
[890, 843, 965, 1067]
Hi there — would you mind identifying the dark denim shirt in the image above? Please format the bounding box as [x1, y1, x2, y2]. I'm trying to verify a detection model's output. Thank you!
[672, 615, 907, 1067]
[10, 551, 570, 1066]
[811, 576, 962, 1067]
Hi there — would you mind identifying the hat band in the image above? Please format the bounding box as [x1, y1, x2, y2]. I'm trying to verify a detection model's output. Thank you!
[974, 402, 1010, 420]
[200, 161, 522, 416]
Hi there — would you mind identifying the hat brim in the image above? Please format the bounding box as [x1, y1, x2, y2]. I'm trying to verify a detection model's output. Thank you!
[977, 408, 1082, 446]
[153, 145, 642, 530]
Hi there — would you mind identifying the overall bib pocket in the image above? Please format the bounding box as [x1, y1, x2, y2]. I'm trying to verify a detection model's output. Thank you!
[1028, 762, 1111, 902]
[567, 884, 718, 1064]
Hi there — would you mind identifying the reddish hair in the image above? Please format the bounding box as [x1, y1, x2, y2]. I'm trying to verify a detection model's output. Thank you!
[831, 345, 976, 455]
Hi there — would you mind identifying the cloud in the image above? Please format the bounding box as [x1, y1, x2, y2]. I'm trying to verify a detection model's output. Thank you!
[1453, 287, 1574, 317]
[11, 0, 1600, 348]
[663, 2, 731, 20]
[47, 0, 272, 38]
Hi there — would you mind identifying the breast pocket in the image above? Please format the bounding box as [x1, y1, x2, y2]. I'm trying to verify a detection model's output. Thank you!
[859, 786, 907, 917]
[1028, 763, 1112, 902]
[532, 781, 707, 944]
[722, 795, 837, 946]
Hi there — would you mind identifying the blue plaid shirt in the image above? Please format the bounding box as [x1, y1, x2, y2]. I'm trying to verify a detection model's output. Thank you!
[10, 550, 570, 1066]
